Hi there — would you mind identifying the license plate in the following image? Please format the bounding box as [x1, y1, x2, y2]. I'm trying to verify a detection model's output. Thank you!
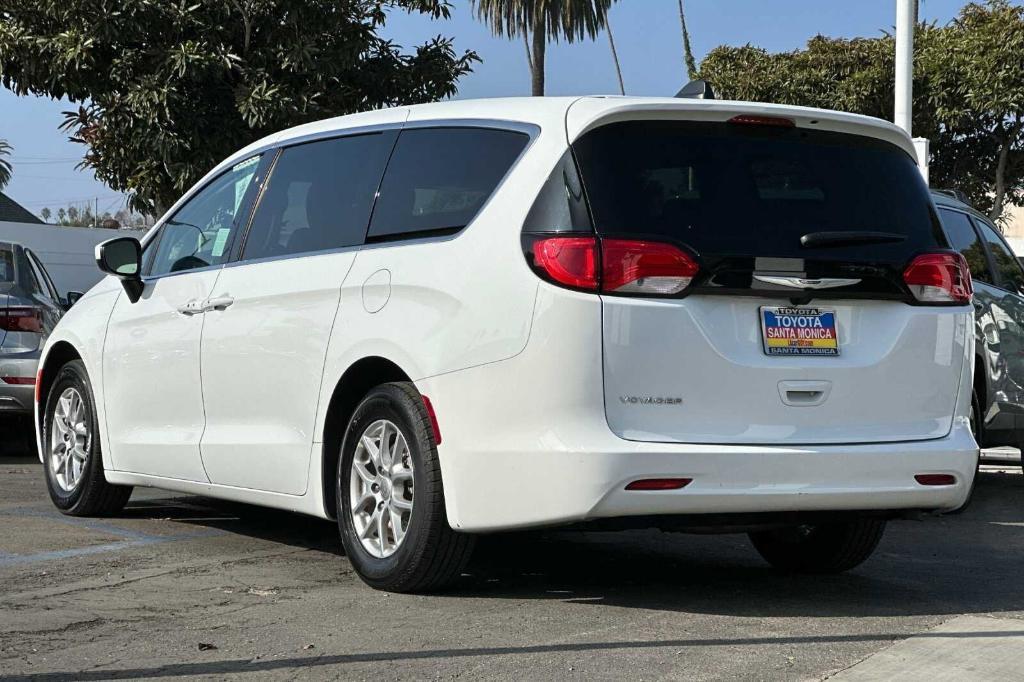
[760, 306, 839, 356]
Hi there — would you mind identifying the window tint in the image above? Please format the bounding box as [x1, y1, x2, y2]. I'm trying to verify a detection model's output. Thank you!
[0, 249, 13, 283]
[572, 121, 943, 262]
[243, 133, 394, 260]
[148, 155, 261, 276]
[938, 209, 992, 285]
[368, 127, 529, 241]
[976, 219, 1024, 294]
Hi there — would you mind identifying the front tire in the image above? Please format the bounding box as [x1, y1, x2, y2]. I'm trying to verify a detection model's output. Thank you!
[42, 360, 132, 516]
[749, 518, 886, 574]
[337, 382, 474, 592]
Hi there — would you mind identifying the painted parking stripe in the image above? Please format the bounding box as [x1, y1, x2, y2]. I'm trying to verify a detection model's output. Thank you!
[0, 505, 225, 567]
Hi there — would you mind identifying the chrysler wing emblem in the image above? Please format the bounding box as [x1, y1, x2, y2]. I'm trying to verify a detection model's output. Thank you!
[753, 275, 861, 290]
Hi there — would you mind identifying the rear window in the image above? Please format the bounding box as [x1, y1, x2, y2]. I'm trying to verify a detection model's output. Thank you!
[571, 120, 944, 262]
[0, 249, 13, 282]
[367, 127, 529, 241]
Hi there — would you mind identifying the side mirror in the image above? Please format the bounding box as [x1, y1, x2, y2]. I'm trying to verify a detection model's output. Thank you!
[96, 237, 144, 303]
[64, 291, 84, 309]
[1017, 256, 1024, 270]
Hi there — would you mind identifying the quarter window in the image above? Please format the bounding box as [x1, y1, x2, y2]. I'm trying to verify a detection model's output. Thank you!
[367, 127, 529, 241]
[148, 155, 262, 276]
[975, 219, 1024, 294]
[0, 249, 13, 283]
[938, 209, 992, 285]
[242, 133, 395, 260]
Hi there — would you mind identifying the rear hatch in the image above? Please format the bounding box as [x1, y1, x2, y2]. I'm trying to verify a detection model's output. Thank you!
[570, 116, 968, 445]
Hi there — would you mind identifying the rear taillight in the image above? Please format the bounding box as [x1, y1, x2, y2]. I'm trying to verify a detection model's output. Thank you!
[903, 252, 972, 304]
[529, 237, 698, 296]
[0, 307, 43, 333]
[603, 239, 699, 295]
[532, 237, 599, 290]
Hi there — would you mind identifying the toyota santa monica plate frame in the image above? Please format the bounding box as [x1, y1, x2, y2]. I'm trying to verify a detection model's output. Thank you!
[760, 306, 840, 356]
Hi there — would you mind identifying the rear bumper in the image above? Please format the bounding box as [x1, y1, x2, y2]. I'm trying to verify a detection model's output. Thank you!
[432, 420, 977, 532]
[0, 352, 38, 416]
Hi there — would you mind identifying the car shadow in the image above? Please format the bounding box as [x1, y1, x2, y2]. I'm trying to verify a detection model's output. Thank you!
[101, 468, 1024, 620]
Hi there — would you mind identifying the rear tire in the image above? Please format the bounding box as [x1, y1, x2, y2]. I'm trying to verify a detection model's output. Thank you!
[749, 518, 886, 574]
[42, 360, 132, 516]
[337, 382, 474, 592]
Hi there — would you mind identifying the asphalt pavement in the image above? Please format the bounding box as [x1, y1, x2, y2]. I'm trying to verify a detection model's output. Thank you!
[1, 422, 1023, 681]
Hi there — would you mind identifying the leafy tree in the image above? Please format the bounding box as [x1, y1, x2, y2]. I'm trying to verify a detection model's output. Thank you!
[471, 0, 613, 96]
[0, 1, 478, 214]
[699, 0, 1024, 223]
[0, 138, 11, 189]
[39, 207, 51, 222]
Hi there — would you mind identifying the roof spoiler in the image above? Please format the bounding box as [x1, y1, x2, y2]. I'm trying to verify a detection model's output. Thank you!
[675, 80, 715, 100]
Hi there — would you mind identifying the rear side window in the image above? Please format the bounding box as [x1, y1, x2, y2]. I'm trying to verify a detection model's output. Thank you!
[572, 120, 943, 263]
[367, 127, 529, 241]
[27, 251, 59, 301]
[242, 132, 396, 260]
[20, 250, 42, 296]
[0, 250, 13, 282]
[938, 208, 992, 285]
[976, 219, 1024, 294]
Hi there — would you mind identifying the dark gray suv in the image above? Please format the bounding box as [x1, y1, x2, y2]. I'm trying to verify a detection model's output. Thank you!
[933, 190, 1024, 470]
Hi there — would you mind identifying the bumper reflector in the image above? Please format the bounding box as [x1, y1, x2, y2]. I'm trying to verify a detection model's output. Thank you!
[421, 395, 442, 446]
[625, 478, 692, 491]
[1, 377, 36, 385]
[914, 474, 956, 486]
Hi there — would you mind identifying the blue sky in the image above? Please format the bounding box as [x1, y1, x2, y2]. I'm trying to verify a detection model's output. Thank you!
[0, 0, 974, 218]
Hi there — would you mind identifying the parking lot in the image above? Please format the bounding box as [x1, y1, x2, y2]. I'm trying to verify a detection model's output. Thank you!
[1, 425, 1023, 681]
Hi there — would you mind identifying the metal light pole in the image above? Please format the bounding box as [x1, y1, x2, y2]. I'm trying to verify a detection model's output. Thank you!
[895, 0, 929, 183]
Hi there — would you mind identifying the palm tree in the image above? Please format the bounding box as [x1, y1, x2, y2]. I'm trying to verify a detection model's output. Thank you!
[678, 0, 697, 79]
[605, 10, 625, 95]
[472, 0, 614, 96]
[0, 139, 12, 190]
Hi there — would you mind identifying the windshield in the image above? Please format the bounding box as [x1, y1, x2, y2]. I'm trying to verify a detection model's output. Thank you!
[572, 120, 945, 263]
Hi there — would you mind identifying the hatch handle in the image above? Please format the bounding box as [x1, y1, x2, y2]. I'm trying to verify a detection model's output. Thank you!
[778, 380, 832, 407]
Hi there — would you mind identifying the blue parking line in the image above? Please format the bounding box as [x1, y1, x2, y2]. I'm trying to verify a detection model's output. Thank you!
[0, 506, 226, 567]
[6, 507, 161, 542]
[0, 540, 153, 567]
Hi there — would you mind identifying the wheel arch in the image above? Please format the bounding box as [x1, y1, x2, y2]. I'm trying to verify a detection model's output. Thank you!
[321, 356, 412, 519]
[37, 341, 83, 429]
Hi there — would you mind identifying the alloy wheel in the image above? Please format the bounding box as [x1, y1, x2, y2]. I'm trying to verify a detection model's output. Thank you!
[50, 387, 90, 492]
[349, 419, 415, 558]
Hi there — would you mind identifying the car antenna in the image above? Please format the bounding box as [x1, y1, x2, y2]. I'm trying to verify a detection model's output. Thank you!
[675, 80, 715, 99]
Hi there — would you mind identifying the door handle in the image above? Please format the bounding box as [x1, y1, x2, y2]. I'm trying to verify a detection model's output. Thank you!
[177, 299, 205, 316]
[204, 295, 234, 312]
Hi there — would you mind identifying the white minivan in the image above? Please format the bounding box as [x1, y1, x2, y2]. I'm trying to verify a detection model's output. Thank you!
[35, 97, 978, 592]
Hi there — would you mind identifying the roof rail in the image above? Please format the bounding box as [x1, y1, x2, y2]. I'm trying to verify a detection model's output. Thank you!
[675, 80, 715, 100]
[932, 188, 972, 205]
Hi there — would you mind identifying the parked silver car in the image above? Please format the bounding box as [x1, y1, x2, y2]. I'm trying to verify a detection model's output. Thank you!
[1, 241, 78, 419]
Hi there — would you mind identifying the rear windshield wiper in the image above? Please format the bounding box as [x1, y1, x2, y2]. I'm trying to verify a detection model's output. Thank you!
[800, 231, 907, 249]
